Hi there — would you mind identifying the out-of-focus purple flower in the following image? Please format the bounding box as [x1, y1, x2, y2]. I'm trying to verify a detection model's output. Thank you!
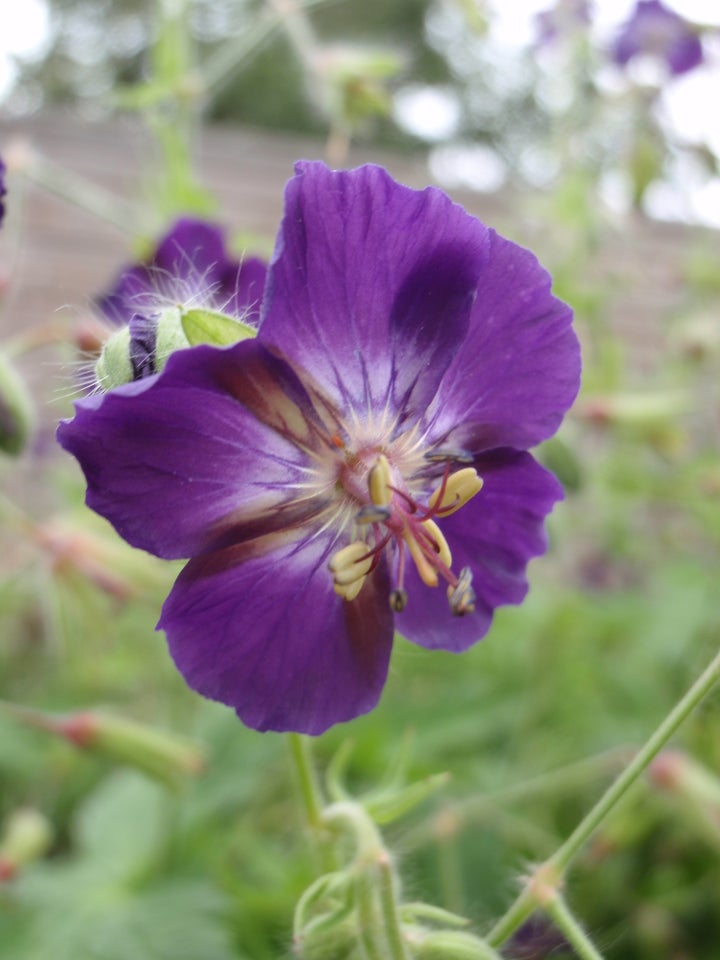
[508, 916, 569, 958]
[612, 1, 703, 76]
[58, 162, 580, 735]
[0, 155, 7, 226]
[535, 0, 591, 47]
[100, 217, 266, 325]
[99, 218, 267, 381]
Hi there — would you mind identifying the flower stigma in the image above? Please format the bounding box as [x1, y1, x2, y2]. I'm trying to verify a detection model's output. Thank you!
[325, 427, 483, 615]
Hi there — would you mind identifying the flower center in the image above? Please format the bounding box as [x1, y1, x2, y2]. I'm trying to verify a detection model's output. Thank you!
[327, 442, 483, 615]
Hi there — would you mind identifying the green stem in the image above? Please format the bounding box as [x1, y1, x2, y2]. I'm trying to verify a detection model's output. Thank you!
[355, 867, 385, 960]
[487, 646, 720, 947]
[201, 0, 335, 104]
[550, 647, 720, 874]
[21, 152, 138, 235]
[377, 854, 412, 960]
[544, 893, 606, 960]
[287, 733, 324, 831]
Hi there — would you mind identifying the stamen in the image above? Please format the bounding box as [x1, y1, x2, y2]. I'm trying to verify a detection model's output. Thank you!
[424, 448, 474, 464]
[447, 566, 476, 616]
[329, 540, 373, 602]
[334, 578, 367, 602]
[403, 527, 439, 587]
[389, 588, 408, 612]
[368, 453, 392, 507]
[356, 504, 392, 525]
[328, 541, 372, 574]
[419, 518, 452, 569]
[428, 468, 483, 517]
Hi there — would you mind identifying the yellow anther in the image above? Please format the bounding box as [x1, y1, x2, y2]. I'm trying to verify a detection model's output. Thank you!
[334, 576, 367, 602]
[420, 518, 452, 569]
[403, 528, 439, 588]
[368, 453, 392, 507]
[328, 541, 371, 574]
[329, 541, 372, 602]
[428, 468, 483, 517]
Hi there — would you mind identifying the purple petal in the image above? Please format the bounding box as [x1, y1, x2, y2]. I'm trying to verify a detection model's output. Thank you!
[57, 341, 331, 560]
[612, 1, 703, 75]
[160, 530, 394, 734]
[98, 218, 266, 326]
[0, 155, 7, 226]
[426, 230, 580, 453]
[259, 161, 490, 420]
[397, 450, 562, 652]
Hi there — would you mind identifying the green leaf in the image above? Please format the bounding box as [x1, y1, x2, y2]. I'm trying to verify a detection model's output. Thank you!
[181, 309, 256, 348]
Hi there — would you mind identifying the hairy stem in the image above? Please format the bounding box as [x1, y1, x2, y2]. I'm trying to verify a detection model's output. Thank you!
[487, 646, 720, 947]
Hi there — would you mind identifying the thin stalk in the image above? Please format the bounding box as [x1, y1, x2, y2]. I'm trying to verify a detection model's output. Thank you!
[201, 0, 335, 104]
[544, 893, 606, 960]
[21, 152, 137, 235]
[377, 854, 412, 960]
[287, 733, 324, 831]
[487, 646, 720, 947]
[355, 867, 385, 960]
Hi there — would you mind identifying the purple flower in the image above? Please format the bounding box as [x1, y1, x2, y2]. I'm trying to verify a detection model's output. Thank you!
[535, 0, 591, 47]
[612, 1, 703, 76]
[0, 155, 7, 226]
[99, 218, 267, 380]
[58, 162, 580, 735]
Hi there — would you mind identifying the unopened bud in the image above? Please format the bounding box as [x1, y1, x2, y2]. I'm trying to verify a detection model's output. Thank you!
[414, 929, 501, 959]
[0, 808, 53, 881]
[74, 711, 206, 787]
[0, 352, 35, 455]
[94, 325, 134, 390]
[1, 703, 204, 788]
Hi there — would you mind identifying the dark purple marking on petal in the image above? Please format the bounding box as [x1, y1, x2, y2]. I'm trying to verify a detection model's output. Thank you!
[57, 341, 330, 560]
[160, 529, 394, 734]
[397, 449, 562, 652]
[425, 229, 580, 454]
[259, 161, 489, 420]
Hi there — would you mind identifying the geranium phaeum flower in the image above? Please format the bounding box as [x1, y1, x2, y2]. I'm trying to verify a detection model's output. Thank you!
[612, 0, 703, 76]
[99, 217, 267, 380]
[535, 0, 590, 47]
[58, 162, 580, 735]
[0, 155, 7, 227]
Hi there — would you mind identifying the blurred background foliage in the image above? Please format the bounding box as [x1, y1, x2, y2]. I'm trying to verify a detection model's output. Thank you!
[1, 1, 720, 958]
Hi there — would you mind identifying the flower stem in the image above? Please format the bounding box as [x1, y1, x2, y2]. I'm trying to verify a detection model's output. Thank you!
[377, 853, 412, 960]
[544, 893, 606, 960]
[487, 646, 720, 947]
[19, 149, 138, 235]
[287, 733, 324, 832]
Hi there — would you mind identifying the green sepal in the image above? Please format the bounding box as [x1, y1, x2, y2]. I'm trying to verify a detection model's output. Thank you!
[181, 308, 256, 347]
[364, 771, 451, 825]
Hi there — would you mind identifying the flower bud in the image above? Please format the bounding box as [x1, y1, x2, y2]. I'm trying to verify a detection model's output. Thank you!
[94, 325, 134, 390]
[1, 703, 205, 788]
[0, 352, 35, 455]
[65, 711, 206, 787]
[413, 929, 501, 959]
[0, 808, 54, 881]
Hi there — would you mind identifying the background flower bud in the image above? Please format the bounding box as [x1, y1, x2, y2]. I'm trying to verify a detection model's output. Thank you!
[0, 808, 54, 881]
[0, 352, 35, 455]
